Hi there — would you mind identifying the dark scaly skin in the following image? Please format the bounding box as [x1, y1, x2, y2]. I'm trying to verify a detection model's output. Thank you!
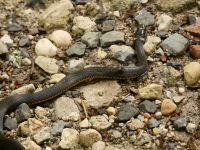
[0, 25, 147, 149]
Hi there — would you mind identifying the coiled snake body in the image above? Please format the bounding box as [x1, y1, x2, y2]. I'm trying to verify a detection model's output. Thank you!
[0, 25, 147, 149]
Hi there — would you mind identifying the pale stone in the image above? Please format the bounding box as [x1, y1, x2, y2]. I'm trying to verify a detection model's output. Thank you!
[49, 73, 66, 83]
[184, 62, 200, 85]
[11, 84, 35, 95]
[161, 99, 177, 115]
[139, 84, 163, 99]
[144, 36, 161, 54]
[157, 14, 172, 31]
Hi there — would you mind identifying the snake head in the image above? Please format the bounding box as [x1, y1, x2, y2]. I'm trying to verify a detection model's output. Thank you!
[135, 24, 146, 38]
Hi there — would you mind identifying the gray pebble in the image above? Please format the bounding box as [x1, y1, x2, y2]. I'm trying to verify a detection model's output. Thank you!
[135, 9, 155, 26]
[4, 117, 18, 130]
[173, 117, 187, 131]
[15, 103, 32, 123]
[51, 120, 65, 136]
[75, 0, 89, 4]
[66, 42, 86, 56]
[139, 100, 157, 113]
[148, 118, 160, 128]
[7, 23, 22, 32]
[19, 36, 29, 47]
[102, 20, 115, 32]
[81, 32, 101, 48]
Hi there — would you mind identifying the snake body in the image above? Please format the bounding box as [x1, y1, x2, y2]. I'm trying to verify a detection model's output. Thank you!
[0, 25, 147, 149]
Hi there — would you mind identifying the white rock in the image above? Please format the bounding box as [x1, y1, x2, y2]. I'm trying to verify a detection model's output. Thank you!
[35, 106, 49, 119]
[11, 84, 35, 95]
[172, 95, 185, 104]
[22, 58, 32, 65]
[184, 62, 200, 85]
[0, 34, 13, 45]
[49, 30, 72, 47]
[79, 118, 91, 128]
[186, 123, 197, 134]
[92, 141, 106, 150]
[157, 14, 172, 32]
[0, 40, 8, 54]
[35, 38, 58, 57]
[141, 0, 148, 4]
[89, 115, 112, 131]
[59, 128, 79, 149]
[106, 107, 117, 116]
[35, 56, 59, 74]
[72, 16, 96, 34]
[22, 138, 41, 150]
[127, 119, 144, 130]
[144, 36, 161, 54]
[68, 58, 85, 73]
[33, 127, 51, 144]
[49, 73, 66, 83]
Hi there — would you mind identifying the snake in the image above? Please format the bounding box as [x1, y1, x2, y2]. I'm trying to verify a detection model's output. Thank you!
[0, 24, 147, 150]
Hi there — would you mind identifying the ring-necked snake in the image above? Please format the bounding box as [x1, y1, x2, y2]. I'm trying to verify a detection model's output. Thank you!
[0, 24, 147, 150]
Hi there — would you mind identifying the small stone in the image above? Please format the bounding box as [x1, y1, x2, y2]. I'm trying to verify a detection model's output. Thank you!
[109, 130, 122, 139]
[127, 119, 144, 130]
[110, 45, 135, 62]
[139, 84, 163, 99]
[35, 106, 49, 119]
[75, 0, 89, 4]
[35, 38, 58, 57]
[51, 120, 65, 136]
[161, 33, 189, 56]
[22, 58, 32, 66]
[101, 20, 115, 32]
[79, 129, 102, 147]
[159, 124, 168, 135]
[135, 130, 152, 146]
[117, 104, 139, 122]
[89, 115, 112, 130]
[0, 40, 8, 54]
[173, 117, 187, 131]
[4, 117, 17, 130]
[141, 0, 148, 4]
[135, 9, 155, 26]
[59, 128, 79, 149]
[72, 16, 96, 34]
[92, 141, 106, 150]
[33, 127, 51, 144]
[185, 21, 200, 37]
[157, 14, 172, 32]
[11, 84, 35, 95]
[15, 103, 32, 123]
[35, 56, 59, 74]
[97, 48, 107, 59]
[79, 118, 91, 128]
[186, 123, 197, 133]
[49, 30, 72, 47]
[54, 97, 80, 121]
[172, 95, 185, 104]
[22, 138, 41, 150]
[49, 73, 66, 83]
[188, 15, 196, 25]
[184, 62, 200, 85]
[100, 31, 125, 47]
[81, 32, 101, 48]
[19, 36, 29, 47]
[123, 95, 136, 102]
[152, 128, 160, 135]
[139, 100, 157, 113]
[155, 112, 162, 119]
[0, 34, 13, 45]
[190, 45, 200, 59]
[7, 23, 22, 32]
[106, 107, 117, 116]
[178, 87, 185, 94]
[148, 118, 160, 128]
[143, 36, 161, 54]
[66, 42, 86, 56]
[68, 58, 85, 73]
[161, 99, 177, 115]
[155, 48, 164, 55]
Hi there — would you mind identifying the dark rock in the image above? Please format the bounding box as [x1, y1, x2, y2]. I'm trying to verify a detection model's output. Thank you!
[117, 104, 139, 122]
[66, 42, 86, 56]
[102, 20, 115, 32]
[4, 117, 18, 130]
[74, 0, 89, 5]
[188, 15, 196, 25]
[173, 117, 187, 131]
[51, 120, 65, 136]
[81, 32, 101, 48]
[19, 36, 29, 47]
[148, 118, 160, 128]
[15, 103, 32, 123]
[135, 9, 155, 26]
[7, 23, 22, 32]
[139, 100, 157, 113]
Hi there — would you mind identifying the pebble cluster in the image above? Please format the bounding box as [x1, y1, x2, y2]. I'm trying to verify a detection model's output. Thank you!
[0, 0, 200, 150]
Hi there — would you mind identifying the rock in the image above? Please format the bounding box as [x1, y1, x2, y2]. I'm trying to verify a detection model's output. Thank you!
[92, 141, 106, 150]
[15, 103, 32, 123]
[101, 20, 115, 32]
[110, 45, 135, 62]
[19, 118, 43, 136]
[159, 124, 168, 135]
[59, 128, 79, 149]
[66, 42, 86, 56]
[109, 130, 122, 139]
[139, 100, 157, 113]
[89, 115, 112, 130]
[49, 30, 72, 47]
[79, 129, 102, 147]
[190, 45, 200, 59]
[22, 138, 41, 150]
[139, 84, 163, 99]
[35, 38, 58, 57]
[7, 23, 22, 32]
[19, 36, 29, 47]
[35, 56, 59, 74]
[97, 48, 107, 59]
[135, 130, 152, 146]
[54, 97, 80, 121]
[161, 99, 177, 115]
[11, 84, 35, 96]
[79, 118, 91, 128]
[106, 107, 117, 116]
[185, 21, 200, 37]
[183, 62, 200, 85]
[135, 9, 155, 26]
[0, 40, 8, 54]
[173, 117, 187, 131]
[161, 33, 189, 56]
[51, 120, 65, 136]
[4, 117, 17, 130]
[33, 127, 51, 144]
[117, 104, 139, 122]
[124, 95, 136, 102]
[141, 0, 148, 4]
[127, 119, 144, 130]
[72, 16, 96, 34]
[22, 58, 32, 65]
[68, 58, 85, 73]
[155, 0, 196, 13]
[188, 15, 196, 25]
[157, 14, 172, 32]
[35, 106, 49, 119]
[148, 118, 160, 128]
[49, 73, 66, 83]
[80, 81, 121, 109]
[172, 95, 185, 104]
[186, 123, 197, 133]
[81, 32, 101, 48]
[39, 0, 74, 30]
[152, 128, 160, 135]
[0, 34, 13, 45]
[100, 31, 125, 47]
[143, 36, 161, 54]
[74, 0, 89, 4]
